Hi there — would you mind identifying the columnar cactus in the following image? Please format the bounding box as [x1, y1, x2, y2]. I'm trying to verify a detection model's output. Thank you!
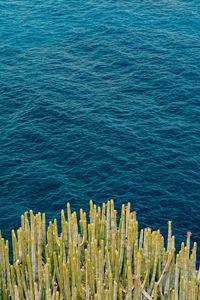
[0, 200, 199, 299]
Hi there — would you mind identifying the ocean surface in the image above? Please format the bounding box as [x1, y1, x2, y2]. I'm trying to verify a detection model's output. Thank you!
[0, 0, 200, 261]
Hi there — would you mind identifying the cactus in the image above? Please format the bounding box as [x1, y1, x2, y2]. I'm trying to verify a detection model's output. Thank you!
[0, 200, 199, 299]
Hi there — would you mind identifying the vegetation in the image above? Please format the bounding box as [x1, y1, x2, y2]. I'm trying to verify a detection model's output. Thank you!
[0, 200, 199, 299]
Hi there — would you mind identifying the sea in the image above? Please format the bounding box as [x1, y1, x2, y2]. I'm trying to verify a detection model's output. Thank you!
[0, 0, 200, 262]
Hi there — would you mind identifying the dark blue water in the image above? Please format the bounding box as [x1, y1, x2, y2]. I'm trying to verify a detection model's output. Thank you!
[0, 0, 200, 259]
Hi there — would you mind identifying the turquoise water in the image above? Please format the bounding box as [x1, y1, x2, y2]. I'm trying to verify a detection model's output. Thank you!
[0, 0, 200, 259]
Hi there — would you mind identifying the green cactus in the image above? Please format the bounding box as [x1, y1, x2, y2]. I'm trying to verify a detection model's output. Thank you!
[0, 200, 199, 299]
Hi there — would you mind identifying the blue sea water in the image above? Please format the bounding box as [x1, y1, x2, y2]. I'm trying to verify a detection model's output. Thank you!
[0, 0, 200, 260]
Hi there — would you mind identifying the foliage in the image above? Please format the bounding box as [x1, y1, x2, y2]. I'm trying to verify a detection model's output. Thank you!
[0, 200, 199, 299]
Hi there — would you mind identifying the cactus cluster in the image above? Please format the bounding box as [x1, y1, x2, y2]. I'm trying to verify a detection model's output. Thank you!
[0, 200, 199, 299]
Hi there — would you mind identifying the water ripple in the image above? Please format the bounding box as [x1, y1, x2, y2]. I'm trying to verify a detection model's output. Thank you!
[0, 0, 200, 260]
